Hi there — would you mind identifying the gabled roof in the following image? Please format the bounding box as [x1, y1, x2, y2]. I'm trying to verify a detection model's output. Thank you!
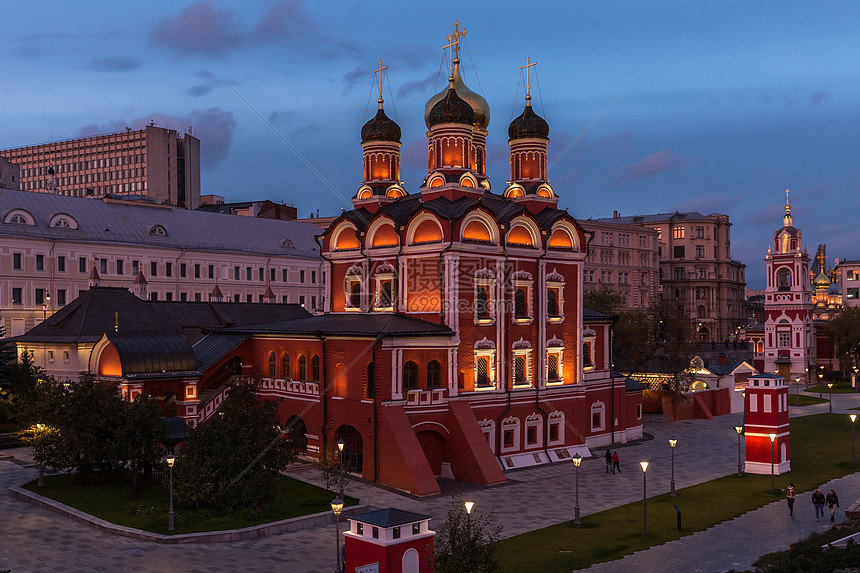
[0, 187, 320, 259]
[105, 330, 198, 378]
[11, 287, 311, 345]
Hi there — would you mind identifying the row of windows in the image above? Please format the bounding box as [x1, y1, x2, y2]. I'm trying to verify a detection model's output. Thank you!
[18, 154, 146, 178]
[584, 270, 648, 285]
[8, 253, 320, 284]
[266, 352, 321, 382]
[10, 287, 67, 306]
[7, 286, 316, 308]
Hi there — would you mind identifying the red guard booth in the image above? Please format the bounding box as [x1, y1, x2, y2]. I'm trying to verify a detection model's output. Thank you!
[344, 508, 434, 573]
[744, 373, 790, 475]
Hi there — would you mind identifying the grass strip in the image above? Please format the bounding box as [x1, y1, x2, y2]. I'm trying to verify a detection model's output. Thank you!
[22, 472, 358, 535]
[496, 414, 859, 572]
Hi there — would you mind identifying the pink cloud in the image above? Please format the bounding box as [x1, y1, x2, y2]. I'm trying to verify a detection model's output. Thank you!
[610, 148, 686, 186]
[253, 1, 314, 41]
[150, 2, 243, 55]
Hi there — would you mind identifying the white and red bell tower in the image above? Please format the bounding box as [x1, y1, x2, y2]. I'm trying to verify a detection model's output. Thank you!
[763, 190, 815, 383]
[744, 373, 790, 474]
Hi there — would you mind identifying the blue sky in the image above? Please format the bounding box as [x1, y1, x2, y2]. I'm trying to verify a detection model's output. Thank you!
[3, 1, 860, 288]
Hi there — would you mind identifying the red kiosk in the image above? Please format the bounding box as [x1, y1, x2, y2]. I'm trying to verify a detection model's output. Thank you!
[744, 373, 790, 475]
[344, 508, 435, 573]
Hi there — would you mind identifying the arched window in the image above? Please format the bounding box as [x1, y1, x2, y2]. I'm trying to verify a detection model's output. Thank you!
[476, 356, 489, 387]
[547, 354, 559, 381]
[380, 281, 392, 307]
[281, 353, 290, 379]
[427, 360, 441, 389]
[777, 268, 791, 291]
[514, 355, 527, 384]
[350, 282, 361, 307]
[311, 355, 320, 382]
[476, 286, 489, 318]
[297, 355, 306, 381]
[515, 288, 527, 317]
[547, 289, 559, 316]
[267, 352, 276, 378]
[403, 361, 418, 391]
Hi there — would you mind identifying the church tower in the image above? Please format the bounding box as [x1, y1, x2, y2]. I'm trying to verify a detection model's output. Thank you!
[763, 190, 815, 382]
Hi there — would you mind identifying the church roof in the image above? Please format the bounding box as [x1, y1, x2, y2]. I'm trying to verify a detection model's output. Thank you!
[216, 312, 454, 338]
[361, 105, 401, 144]
[509, 103, 549, 140]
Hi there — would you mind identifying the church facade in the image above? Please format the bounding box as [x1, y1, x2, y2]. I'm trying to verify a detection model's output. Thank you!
[87, 31, 645, 496]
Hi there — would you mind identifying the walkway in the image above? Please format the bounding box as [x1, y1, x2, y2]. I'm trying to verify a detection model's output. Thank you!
[1, 390, 858, 572]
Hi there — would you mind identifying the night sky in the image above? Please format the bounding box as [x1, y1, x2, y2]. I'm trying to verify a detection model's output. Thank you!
[3, 1, 859, 288]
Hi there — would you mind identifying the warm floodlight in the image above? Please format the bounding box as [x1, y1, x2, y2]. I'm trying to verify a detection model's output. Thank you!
[669, 439, 677, 448]
[734, 425, 743, 435]
[165, 454, 175, 468]
[640, 461, 649, 472]
[464, 501, 474, 514]
[330, 498, 344, 516]
[769, 433, 776, 442]
[572, 453, 582, 467]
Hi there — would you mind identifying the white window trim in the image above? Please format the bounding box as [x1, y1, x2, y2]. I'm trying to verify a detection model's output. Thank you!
[590, 401, 606, 433]
[474, 340, 497, 390]
[546, 337, 564, 385]
[501, 416, 521, 454]
[479, 418, 496, 454]
[546, 271, 565, 324]
[474, 270, 496, 326]
[524, 413, 543, 449]
[512, 275, 534, 325]
[512, 339, 533, 388]
[583, 328, 597, 371]
[547, 411, 565, 446]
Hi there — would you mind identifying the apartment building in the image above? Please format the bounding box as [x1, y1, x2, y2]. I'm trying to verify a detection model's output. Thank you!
[579, 218, 660, 310]
[0, 124, 200, 209]
[593, 211, 747, 341]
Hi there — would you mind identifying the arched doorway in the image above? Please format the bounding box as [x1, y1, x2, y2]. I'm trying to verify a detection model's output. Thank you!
[285, 415, 307, 455]
[336, 425, 363, 474]
[416, 429, 449, 478]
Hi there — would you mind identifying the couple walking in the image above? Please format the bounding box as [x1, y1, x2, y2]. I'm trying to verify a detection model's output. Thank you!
[605, 450, 620, 474]
[784, 484, 839, 521]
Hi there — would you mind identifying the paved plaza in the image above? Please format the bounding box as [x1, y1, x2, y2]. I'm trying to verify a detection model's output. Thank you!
[2, 390, 859, 572]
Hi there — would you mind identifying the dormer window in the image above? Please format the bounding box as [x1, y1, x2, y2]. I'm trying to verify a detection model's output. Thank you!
[149, 225, 167, 236]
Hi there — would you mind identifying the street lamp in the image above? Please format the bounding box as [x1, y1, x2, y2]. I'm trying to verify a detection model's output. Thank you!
[795, 378, 800, 406]
[640, 461, 649, 537]
[337, 438, 345, 500]
[464, 501, 474, 514]
[850, 414, 857, 465]
[734, 426, 744, 477]
[572, 454, 582, 524]
[828, 383, 834, 413]
[166, 454, 175, 531]
[769, 433, 776, 494]
[331, 498, 344, 573]
[853, 366, 858, 392]
[35, 423, 45, 487]
[42, 292, 50, 319]
[668, 439, 677, 497]
[818, 370, 824, 399]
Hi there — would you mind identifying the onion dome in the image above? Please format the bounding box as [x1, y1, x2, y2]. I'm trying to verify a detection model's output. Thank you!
[424, 61, 489, 129]
[814, 270, 830, 289]
[508, 101, 549, 140]
[361, 99, 401, 144]
[428, 79, 475, 127]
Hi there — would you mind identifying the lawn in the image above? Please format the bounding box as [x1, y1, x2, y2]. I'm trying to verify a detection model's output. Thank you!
[806, 384, 859, 394]
[496, 414, 859, 572]
[788, 394, 828, 406]
[22, 471, 358, 535]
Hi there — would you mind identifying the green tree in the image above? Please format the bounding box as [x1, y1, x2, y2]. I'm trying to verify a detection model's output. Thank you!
[317, 447, 350, 495]
[433, 495, 502, 573]
[0, 350, 44, 422]
[583, 285, 624, 315]
[172, 378, 296, 511]
[827, 306, 860, 375]
[121, 394, 163, 496]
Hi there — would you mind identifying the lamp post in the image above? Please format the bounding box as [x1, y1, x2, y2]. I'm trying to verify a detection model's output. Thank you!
[35, 423, 45, 487]
[850, 414, 857, 465]
[337, 438, 345, 500]
[769, 433, 776, 494]
[669, 439, 677, 497]
[572, 454, 582, 524]
[734, 426, 744, 477]
[464, 501, 474, 547]
[166, 454, 175, 531]
[42, 292, 50, 319]
[828, 383, 833, 414]
[818, 370, 824, 399]
[640, 461, 649, 537]
[795, 378, 800, 406]
[331, 498, 344, 573]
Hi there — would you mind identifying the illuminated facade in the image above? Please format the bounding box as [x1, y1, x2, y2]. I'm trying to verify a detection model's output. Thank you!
[87, 29, 645, 496]
[0, 124, 200, 209]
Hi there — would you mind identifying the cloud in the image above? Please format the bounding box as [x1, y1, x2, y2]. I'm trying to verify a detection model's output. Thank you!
[269, 110, 295, 125]
[150, 2, 243, 55]
[185, 69, 229, 97]
[397, 72, 438, 99]
[186, 85, 212, 97]
[86, 57, 143, 72]
[292, 122, 326, 137]
[342, 66, 370, 91]
[809, 90, 831, 104]
[74, 108, 237, 168]
[253, 1, 315, 42]
[610, 148, 686, 186]
[671, 192, 735, 214]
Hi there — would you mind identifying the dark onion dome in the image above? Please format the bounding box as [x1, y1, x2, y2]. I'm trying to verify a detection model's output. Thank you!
[508, 102, 549, 140]
[428, 81, 475, 128]
[424, 61, 490, 129]
[48, 165, 55, 175]
[361, 100, 401, 144]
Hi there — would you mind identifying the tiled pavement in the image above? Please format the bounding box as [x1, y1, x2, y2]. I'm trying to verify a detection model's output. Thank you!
[2, 390, 859, 572]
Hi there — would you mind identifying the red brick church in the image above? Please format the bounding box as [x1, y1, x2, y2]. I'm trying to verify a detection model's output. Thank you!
[86, 29, 645, 495]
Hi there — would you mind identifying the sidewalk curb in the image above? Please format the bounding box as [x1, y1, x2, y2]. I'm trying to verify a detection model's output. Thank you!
[8, 484, 368, 544]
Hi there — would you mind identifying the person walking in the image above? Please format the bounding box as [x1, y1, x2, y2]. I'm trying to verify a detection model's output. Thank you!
[812, 488, 826, 521]
[605, 450, 613, 474]
[782, 483, 796, 516]
[826, 489, 839, 522]
[612, 451, 621, 474]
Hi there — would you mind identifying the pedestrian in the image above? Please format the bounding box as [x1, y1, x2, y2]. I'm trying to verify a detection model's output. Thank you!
[826, 489, 839, 522]
[605, 450, 612, 474]
[612, 451, 621, 474]
[781, 483, 795, 516]
[812, 488, 826, 521]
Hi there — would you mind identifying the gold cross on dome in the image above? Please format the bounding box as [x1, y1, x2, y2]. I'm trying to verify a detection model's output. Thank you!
[373, 60, 388, 101]
[520, 57, 537, 100]
[445, 20, 468, 62]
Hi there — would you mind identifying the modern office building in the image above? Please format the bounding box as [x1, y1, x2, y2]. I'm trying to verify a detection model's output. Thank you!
[593, 211, 747, 341]
[0, 124, 201, 209]
[0, 187, 325, 337]
[579, 216, 660, 310]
